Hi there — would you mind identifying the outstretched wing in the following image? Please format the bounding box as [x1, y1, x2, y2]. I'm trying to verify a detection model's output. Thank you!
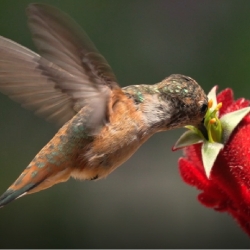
[26, 3, 118, 89]
[0, 3, 119, 128]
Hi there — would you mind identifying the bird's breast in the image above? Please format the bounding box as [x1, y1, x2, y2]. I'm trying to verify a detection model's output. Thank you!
[70, 95, 151, 180]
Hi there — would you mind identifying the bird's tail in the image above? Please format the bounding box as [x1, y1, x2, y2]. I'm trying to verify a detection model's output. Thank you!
[0, 157, 71, 208]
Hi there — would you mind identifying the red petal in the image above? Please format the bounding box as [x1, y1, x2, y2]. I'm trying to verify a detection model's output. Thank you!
[198, 192, 228, 211]
[178, 88, 250, 237]
[217, 88, 234, 115]
[178, 158, 209, 190]
[221, 98, 250, 115]
[230, 211, 250, 237]
[221, 123, 250, 191]
[183, 144, 203, 170]
[242, 113, 250, 125]
[241, 185, 250, 207]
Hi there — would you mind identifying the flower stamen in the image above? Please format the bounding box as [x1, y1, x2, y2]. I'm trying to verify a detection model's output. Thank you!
[208, 99, 213, 109]
[209, 118, 216, 124]
[215, 102, 222, 111]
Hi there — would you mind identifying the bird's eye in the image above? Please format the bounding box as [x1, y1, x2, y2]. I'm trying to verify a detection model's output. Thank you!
[200, 103, 208, 113]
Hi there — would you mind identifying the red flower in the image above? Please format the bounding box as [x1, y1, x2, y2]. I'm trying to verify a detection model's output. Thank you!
[176, 88, 250, 236]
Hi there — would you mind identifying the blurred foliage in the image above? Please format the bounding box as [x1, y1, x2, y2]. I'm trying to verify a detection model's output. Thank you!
[0, 0, 249, 248]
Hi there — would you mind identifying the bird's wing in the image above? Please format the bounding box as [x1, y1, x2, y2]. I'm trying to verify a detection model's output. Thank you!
[26, 3, 118, 90]
[0, 3, 120, 130]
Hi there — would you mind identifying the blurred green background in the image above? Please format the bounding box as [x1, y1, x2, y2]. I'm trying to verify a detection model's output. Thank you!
[0, 0, 250, 248]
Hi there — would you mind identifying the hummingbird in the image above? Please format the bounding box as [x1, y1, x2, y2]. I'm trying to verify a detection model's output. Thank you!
[0, 3, 208, 208]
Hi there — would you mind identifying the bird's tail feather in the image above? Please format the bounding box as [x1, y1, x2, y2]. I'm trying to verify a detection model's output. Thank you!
[0, 162, 71, 208]
[0, 182, 42, 208]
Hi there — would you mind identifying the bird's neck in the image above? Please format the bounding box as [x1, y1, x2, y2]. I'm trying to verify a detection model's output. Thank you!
[122, 84, 175, 133]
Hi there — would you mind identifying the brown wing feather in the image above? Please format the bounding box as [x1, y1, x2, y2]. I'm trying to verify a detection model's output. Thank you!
[26, 3, 119, 89]
[0, 36, 76, 126]
[0, 3, 121, 128]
